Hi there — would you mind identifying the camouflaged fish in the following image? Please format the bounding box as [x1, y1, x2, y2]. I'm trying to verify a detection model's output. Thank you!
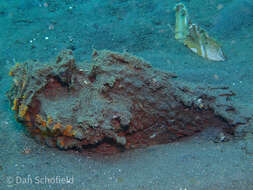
[174, 3, 225, 61]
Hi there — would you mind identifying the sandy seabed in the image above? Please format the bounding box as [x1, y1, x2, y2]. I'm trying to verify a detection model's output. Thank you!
[0, 0, 253, 189]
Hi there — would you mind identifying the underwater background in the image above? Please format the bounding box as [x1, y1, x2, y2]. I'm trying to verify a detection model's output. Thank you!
[0, 0, 253, 189]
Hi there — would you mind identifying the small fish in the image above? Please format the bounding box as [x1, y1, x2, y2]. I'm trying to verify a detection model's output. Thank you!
[184, 24, 225, 61]
[174, 3, 226, 61]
